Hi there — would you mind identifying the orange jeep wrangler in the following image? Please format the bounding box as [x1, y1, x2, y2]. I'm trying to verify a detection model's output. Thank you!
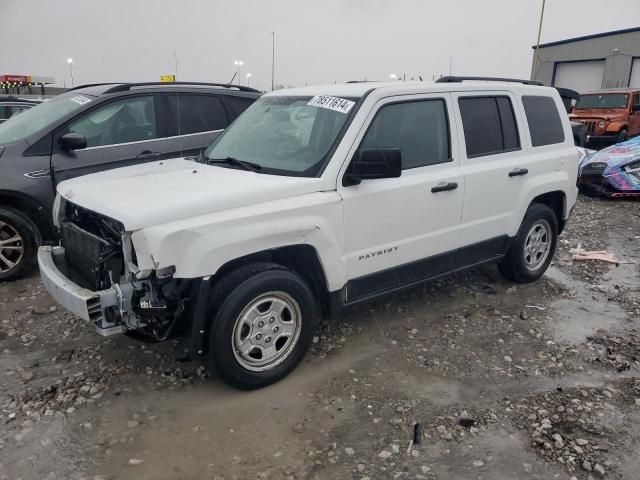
[570, 89, 640, 147]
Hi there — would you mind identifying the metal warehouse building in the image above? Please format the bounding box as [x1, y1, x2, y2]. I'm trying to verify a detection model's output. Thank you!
[532, 26, 640, 93]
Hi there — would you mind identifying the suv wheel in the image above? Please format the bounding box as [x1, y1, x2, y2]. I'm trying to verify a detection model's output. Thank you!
[617, 129, 628, 143]
[206, 263, 317, 389]
[0, 207, 40, 281]
[499, 203, 558, 283]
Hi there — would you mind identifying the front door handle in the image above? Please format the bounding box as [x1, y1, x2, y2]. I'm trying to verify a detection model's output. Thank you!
[509, 167, 529, 177]
[431, 181, 459, 193]
[136, 151, 161, 161]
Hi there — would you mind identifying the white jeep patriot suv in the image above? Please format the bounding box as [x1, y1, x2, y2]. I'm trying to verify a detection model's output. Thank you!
[39, 76, 578, 389]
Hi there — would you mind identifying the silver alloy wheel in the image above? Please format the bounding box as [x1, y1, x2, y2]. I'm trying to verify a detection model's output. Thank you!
[232, 291, 302, 372]
[0, 220, 24, 274]
[523, 219, 551, 272]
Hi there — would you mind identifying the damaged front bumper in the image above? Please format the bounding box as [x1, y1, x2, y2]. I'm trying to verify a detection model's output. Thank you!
[38, 246, 133, 335]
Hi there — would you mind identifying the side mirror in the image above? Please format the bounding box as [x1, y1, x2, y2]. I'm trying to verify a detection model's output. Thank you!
[59, 132, 87, 151]
[344, 148, 402, 186]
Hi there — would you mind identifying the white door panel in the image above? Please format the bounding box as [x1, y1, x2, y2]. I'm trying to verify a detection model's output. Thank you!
[554, 61, 605, 93]
[453, 91, 534, 244]
[341, 165, 464, 279]
[338, 93, 463, 282]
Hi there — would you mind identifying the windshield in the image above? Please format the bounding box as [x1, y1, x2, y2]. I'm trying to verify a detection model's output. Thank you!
[575, 93, 629, 110]
[204, 95, 357, 176]
[0, 92, 94, 145]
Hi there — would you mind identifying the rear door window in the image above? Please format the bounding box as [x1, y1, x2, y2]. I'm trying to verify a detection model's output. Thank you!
[522, 96, 565, 147]
[176, 94, 228, 135]
[223, 96, 255, 121]
[458, 96, 521, 158]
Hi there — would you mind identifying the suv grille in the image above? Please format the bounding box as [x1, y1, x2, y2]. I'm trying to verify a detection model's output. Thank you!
[582, 121, 597, 134]
[61, 202, 125, 290]
[62, 221, 111, 289]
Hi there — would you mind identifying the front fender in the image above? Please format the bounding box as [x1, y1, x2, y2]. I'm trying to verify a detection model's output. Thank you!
[606, 122, 628, 134]
[131, 192, 346, 291]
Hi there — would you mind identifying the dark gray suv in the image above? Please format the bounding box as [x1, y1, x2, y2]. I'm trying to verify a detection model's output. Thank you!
[0, 82, 260, 280]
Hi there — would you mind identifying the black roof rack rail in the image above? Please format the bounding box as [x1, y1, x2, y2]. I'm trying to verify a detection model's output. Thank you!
[65, 83, 122, 92]
[103, 82, 261, 94]
[436, 76, 544, 86]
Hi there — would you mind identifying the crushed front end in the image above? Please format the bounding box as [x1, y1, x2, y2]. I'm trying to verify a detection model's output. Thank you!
[39, 199, 191, 339]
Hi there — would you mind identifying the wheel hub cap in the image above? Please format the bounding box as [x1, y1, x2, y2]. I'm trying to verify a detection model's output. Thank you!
[0, 221, 24, 274]
[232, 292, 302, 372]
[523, 220, 551, 271]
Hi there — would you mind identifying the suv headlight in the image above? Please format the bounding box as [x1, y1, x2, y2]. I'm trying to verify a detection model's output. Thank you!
[598, 120, 606, 129]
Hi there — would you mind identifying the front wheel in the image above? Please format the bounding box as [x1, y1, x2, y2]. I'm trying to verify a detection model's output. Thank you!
[0, 207, 40, 282]
[206, 263, 318, 389]
[499, 204, 558, 283]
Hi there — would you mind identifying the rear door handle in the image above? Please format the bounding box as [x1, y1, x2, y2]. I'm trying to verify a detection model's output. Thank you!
[136, 151, 161, 161]
[509, 167, 529, 177]
[431, 181, 458, 193]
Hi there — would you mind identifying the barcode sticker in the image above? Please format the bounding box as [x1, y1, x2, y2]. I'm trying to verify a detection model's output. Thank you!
[70, 95, 92, 105]
[307, 95, 355, 114]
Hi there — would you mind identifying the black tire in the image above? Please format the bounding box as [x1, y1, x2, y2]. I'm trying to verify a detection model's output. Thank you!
[206, 262, 318, 390]
[617, 129, 628, 144]
[0, 207, 41, 282]
[498, 203, 558, 283]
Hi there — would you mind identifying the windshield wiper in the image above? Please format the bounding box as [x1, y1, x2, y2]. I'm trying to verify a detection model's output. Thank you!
[206, 156, 262, 172]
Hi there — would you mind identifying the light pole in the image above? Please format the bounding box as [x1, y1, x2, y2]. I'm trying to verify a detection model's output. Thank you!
[173, 51, 178, 80]
[531, 0, 546, 80]
[67, 58, 74, 87]
[270, 31, 275, 91]
[234, 60, 244, 85]
[246, 73, 252, 88]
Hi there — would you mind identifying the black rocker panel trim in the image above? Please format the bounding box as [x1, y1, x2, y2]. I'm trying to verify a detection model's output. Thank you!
[346, 235, 510, 304]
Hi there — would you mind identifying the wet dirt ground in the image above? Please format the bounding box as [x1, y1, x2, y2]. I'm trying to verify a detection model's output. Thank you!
[1, 196, 639, 480]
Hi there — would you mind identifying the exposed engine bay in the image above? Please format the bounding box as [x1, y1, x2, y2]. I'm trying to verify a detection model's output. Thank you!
[60, 200, 190, 340]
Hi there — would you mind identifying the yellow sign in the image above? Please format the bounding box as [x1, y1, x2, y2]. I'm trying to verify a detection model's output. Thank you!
[160, 75, 176, 83]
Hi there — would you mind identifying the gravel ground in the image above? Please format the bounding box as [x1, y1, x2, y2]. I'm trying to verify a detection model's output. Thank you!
[1, 196, 639, 480]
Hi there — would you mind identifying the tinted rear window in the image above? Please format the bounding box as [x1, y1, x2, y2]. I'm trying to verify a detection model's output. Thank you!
[177, 94, 228, 135]
[522, 96, 565, 147]
[458, 96, 520, 158]
[223, 96, 255, 120]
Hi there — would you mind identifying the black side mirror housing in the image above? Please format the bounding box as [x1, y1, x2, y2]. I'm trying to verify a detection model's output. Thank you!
[59, 132, 87, 151]
[344, 148, 402, 186]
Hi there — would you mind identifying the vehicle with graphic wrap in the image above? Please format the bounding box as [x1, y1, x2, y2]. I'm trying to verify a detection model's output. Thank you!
[578, 136, 640, 197]
[570, 89, 640, 148]
[38, 77, 578, 389]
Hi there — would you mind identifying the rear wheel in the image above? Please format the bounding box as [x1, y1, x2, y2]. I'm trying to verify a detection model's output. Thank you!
[206, 263, 318, 389]
[499, 204, 558, 283]
[0, 207, 40, 282]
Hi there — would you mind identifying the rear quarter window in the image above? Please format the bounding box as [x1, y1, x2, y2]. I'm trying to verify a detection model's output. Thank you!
[223, 96, 255, 121]
[522, 96, 565, 147]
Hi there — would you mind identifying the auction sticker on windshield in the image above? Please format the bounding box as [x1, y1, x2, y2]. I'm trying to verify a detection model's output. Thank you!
[308, 95, 355, 114]
[70, 95, 92, 105]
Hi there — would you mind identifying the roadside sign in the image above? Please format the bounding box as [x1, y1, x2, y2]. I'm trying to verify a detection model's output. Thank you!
[160, 75, 176, 83]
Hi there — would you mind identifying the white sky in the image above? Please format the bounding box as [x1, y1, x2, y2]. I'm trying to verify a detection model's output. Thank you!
[1, 0, 639, 89]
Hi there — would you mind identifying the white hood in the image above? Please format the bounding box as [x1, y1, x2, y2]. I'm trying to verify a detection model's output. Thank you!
[57, 158, 326, 230]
